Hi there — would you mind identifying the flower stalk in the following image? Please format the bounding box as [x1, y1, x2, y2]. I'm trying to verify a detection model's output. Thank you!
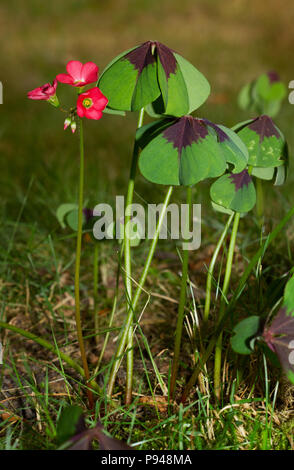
[93, 242, 100, 345]
[74, 117, 94, 409]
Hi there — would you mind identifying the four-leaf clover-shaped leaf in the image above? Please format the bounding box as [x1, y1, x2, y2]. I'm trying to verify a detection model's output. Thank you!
[138, 116, 248, 186]
[98, 41, 210, 116]
[210, 169, 256, 213]
[235, 115, 287, 168]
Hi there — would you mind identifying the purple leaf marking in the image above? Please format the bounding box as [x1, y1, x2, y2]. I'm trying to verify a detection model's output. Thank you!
[229, 169, 252, 191]
[203, 119, 229, 143]
[156, 42, 177, 79]
[248, 115, 280, 141]
[125, 41, 156, 75]
[124, 41, 177, 80]
[267, 70, 280, 84]
[163, 116, 208, 158]
[125, 41, 177, 80]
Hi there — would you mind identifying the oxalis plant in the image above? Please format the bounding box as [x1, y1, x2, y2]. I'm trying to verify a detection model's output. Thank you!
[1, 42, 292, 416]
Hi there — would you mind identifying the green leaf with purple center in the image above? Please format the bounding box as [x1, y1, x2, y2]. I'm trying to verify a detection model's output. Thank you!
[210, 169, 256, 213]
[235, 115, 286, 168]
[138, 116, 248, 186]
[98, 41, 210, 116]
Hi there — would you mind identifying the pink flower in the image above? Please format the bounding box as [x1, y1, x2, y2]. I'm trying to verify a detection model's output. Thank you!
[56, 60, 98, 87]
[27, 79, 58, 103]
[77, 87, 108, 120]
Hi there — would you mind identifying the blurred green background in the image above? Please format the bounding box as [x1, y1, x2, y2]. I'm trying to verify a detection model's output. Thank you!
[1, 0, 293, 231]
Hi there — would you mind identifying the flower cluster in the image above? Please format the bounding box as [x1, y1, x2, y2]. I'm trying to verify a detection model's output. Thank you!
[27, 60, 108, 125]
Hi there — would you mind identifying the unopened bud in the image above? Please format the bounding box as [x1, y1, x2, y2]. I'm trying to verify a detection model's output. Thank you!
[71, 120, 77, 134]
[64, 117, 71, 130]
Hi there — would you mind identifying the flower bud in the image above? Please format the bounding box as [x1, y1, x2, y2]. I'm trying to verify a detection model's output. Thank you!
[71, 119, 77, 134]
[64, 117, 71, 130]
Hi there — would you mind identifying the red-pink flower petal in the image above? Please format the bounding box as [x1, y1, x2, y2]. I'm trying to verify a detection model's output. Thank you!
[57, 60, 99, 87]
[27, 88, 46, 100]
[94, 96, 109, 109]
[89, 87, 108, 103]
[77, 100, 86, 118]
[28, 80, 58, 100]
[66, 60, 84, 81]
[85, 108, 103, 120]
[56, 73, 74, 85]
[81, 62, 99, 84]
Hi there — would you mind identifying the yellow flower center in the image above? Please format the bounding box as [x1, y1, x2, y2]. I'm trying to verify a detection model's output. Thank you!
[83, 98, 93, 109]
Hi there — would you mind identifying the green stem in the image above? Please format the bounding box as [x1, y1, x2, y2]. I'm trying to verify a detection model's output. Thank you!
[256, 178, 264, 228]
[203, 213, 235, 324]
[0, 321, 101, 394]
[213, 212, 240, 400]
[124, 108, 145, 405]
[75, 118, 93, 409]
[93, 242, 99, 345]
[170, 186, 192, 398]
[107, 186, 174, 399]
[95, 245, 123, 373]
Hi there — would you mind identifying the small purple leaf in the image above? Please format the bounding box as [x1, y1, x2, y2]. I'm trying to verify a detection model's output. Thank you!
[69, 430, 95, 450]
[263, 307, 294, 376]
[66, 419, 132, 451]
